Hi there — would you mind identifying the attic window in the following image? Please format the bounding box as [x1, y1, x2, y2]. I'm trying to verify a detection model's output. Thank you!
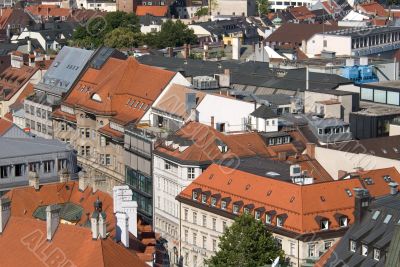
[339, 216, 348, 227]
[383, 175, 392, 183]
[364, 177, 374, 185]
[383, 214, 392, 224]
[211, 197, 217, 207]
[221, 200, 227, 210]
[201, 194, 207, 204]
[277, 217, 284, 227]
[192, 190, 199, 201]
[320, 219, 329, 230]
[372, 211, 380, 220]
[233, 204, 239, 214]
[91, 93, 102, 102]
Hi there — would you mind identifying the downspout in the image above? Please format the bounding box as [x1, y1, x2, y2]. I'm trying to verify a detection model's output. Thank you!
[179, 201, 182, 266]
[298, 239, 300, 267]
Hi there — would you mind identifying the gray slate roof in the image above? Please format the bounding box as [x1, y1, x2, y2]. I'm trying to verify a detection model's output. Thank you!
[36, 46, 94, 95]
[0, 137, 73, 159]
[250, 105, 278, 119]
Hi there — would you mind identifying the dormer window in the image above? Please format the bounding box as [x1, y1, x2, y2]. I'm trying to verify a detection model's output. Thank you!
[373, 249, 380, 261]
[233, 204, 239, 214]
[221, 201, 227, 210]
[265, 214, 272, 224]
[339, 217, 348, 227]
[350, 240, 356, 252]
[243, 207, 249, 214]
[362, 244, 368, 256]
[201, 194, 207, 204]
[277, 217, 283, 227]
[211, 197, 217, 207]
[255, 211, 261, 220]
[192, 190, 200, 201]
[320, 219, 329, 230]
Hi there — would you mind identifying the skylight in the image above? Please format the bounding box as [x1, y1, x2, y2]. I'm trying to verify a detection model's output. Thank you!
[383, 214, 392, 224]
[345, 189, 353, 197]
[372, 211, 380, 220]
[91, 93, 102, 102]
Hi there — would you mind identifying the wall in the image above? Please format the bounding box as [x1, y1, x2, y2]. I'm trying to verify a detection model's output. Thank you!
[211, 0, 255, 16]
[197, 94, 255, 132]
[305, 35, 352, 57]
[315, 146, 400, 179]
[390, 124, 400, 136]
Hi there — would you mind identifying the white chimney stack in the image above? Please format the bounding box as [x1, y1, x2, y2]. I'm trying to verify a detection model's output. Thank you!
[78, 171, 87, 192]
[389, 182, 399, 195]
[116, 212, 129, 248]
[0, 197, 11, 234]
[59, 168, 70, 183]
[91, 214, 99, 239]
[232, 37, 241, 60]
[28, 171, 40, 191]
[46, 205, 61, 241]
[112, 186, 132, 213]
[121, 201, 138, 237]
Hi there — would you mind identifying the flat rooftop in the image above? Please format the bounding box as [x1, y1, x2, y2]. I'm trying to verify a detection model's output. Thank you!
[325, 26, 400, 37]
[362, 80, 400, 91]
[353, 101, 400, 116]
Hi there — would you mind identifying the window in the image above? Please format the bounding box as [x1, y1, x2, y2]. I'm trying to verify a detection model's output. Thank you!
[192, 191, 198, 200]
[212, 218, 216, 231]
[308, 244, 316, 257]
[15, 164, 23, 177]
[36, 108, 41, 118]
[202, 215, 207, 227]
[212, 239, 217, 252]
[211, 197, 217, 207]
[243, 207, 250, 214]
[184, 209, 188, 221]
[202, 236, 207, 249]
[222, 221, 227, 231]
[320, 220, 329, 230]
[100, 136, 109, 147]
[201, 194, 207, 203]
[192, 232, 197, 246]
[276, 238, 282, 249]
[325, 241, 332, 250]
[255, 211, 261, 220]
[29, 162, 39, 172]
[266, 214, 272, 224]
[362, 244, 368, 256]
[277, 217, 283, 227]
[373, 248, 380, 261]
[221, 201, 227, 210]
[193, 255, 197, 267]
[188, 167, 195, 179]
[184, 229, 188, 242]
[290, 242, 295, 256]
[339, 217, 348, 227]
[193, 212, 197, 224]
[0, 166, 8, 179]
[383, 214, 392, 224]
[350, 240, 356, 252]
[233, 204, 239, 214]
[372, 210, 381, 220]
[86, 147, 91, 157]
[184, 252, 188, 266]
[43, 161, 52, 173]
[60, 123, 68, 131]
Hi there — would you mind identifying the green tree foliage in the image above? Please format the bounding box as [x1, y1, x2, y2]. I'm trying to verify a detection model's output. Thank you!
[145, 20, 197, 49]
[195, 7, 209, 17]
[71, 11, 140, 48]
[205, 214, 285, 267]
[257, 0, 270, 16]
[104, 27, 137, 49]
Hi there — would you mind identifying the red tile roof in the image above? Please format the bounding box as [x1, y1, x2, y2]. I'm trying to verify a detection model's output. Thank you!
[155, 121, 273, 164]
[8, 82, 34, 111]
[359, 2, 387, 16]
[135, 5, 168, 17]
[52, 107, 77, 122]
[63, 57, 175, 126]
[0, 216, 148, 267]
[289, 6, 316, 20]
[0, 64, 38, 101]
[0, 8, 13, 29]
[0, 117, 12, 135]
[178, 164, 363, 234]
[25, 4, 70, 17]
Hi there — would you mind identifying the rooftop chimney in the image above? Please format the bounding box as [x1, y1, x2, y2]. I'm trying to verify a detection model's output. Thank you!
[91, 198, 107, 240]
[121, 201, 138, 237]
[59, 168, 70, 183]
[278, 151, 287, 161]
[46, 204, 61, 241]
[78, 171, 87, 192]
[112, 185, 132, 214]
[211, 116, 215, 128]
[389, 182, 399, 195]
[232, 37, 241, 60]
[113, 186, 138, 237]
[116, 212, 129, 248]
[306, 143, 316, 160]
[0, 197, 11, 234]
[28, 171, 40, 191]
[353, 188, 370, 225]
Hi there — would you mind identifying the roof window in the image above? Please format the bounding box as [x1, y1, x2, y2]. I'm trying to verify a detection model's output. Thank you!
[91, 93, 102, 102]
[383, 214, 392, 224]
[372, 210, 380, 220]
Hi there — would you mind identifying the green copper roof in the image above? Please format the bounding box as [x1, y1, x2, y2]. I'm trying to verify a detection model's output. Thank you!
[33, 203, 84, 222]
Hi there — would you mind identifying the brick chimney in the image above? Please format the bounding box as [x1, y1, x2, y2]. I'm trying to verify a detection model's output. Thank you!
[116, 212, 129, 248]
[46, 204, 61, 241]
[353, 188, 370, 225]
[28, 171, 40, 191]
[0, 197, 11, 234]
[306, 143, 316, 160]
[59, 168, 70, 183]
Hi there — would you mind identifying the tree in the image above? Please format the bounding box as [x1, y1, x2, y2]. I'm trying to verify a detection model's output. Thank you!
[195, 7, 209, 17]
[71, 11, 140, 48]
[257, 0, 270, 16]
[104, 27, 136, 49]
[205, 214, 284, 267]
[147, 20, 197, 49]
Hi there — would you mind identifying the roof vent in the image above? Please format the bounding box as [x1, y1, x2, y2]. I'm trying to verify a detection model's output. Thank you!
[266, 171, 280, 177]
